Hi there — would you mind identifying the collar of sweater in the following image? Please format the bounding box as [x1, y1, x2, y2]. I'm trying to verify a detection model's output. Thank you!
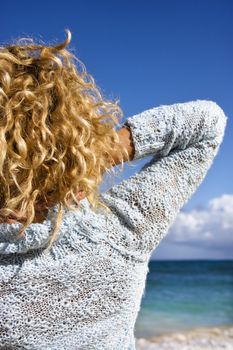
[0, 198, 90, 255]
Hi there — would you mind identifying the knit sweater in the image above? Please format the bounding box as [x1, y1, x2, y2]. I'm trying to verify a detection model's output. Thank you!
[0, 100, 227, 349]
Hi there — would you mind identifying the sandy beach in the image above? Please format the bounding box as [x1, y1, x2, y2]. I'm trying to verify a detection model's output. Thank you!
[135, 325, 233, 350]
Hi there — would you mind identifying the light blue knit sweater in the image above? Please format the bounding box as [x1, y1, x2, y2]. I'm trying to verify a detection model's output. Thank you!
[0, 100, 227, 349]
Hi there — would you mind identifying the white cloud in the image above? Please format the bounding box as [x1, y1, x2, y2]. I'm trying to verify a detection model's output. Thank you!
[152, 194, 233, 260]
[164, 194, 233, 249]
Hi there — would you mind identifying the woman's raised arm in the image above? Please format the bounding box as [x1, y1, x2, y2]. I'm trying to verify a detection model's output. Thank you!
[100, 100, 228, 258]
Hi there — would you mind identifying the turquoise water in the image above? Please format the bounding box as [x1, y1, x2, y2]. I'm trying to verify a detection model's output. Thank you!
[134, 260, 233, 338]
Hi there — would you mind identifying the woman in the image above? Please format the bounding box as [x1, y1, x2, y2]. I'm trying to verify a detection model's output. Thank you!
[0, 29, 227, 349]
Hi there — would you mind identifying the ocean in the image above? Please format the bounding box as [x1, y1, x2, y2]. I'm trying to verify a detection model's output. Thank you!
[134, 259, 233, 338]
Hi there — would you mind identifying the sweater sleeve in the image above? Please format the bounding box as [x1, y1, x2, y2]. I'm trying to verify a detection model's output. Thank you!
[100, 100, 228, 257]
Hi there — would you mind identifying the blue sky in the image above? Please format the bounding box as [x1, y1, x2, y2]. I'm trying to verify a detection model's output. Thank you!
[0, 0, 232, 259]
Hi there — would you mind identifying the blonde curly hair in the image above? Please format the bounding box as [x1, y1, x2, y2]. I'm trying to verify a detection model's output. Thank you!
[0, 29, 130, 252]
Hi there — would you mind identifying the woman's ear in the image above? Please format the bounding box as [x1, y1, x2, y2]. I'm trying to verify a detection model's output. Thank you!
[76, 190, 86, 201]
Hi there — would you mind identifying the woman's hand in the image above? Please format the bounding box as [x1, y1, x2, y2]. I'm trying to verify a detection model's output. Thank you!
[111, 125, 135, 166]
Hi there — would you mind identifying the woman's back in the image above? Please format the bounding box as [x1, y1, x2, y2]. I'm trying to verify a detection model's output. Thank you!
[0, 197, 149, 349]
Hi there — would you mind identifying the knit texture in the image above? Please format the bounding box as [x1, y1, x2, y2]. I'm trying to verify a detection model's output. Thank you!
[0, 100, 228, 349]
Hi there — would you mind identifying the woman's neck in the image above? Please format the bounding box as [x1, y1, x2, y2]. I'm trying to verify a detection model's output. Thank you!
[0, 190, 86, 224]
